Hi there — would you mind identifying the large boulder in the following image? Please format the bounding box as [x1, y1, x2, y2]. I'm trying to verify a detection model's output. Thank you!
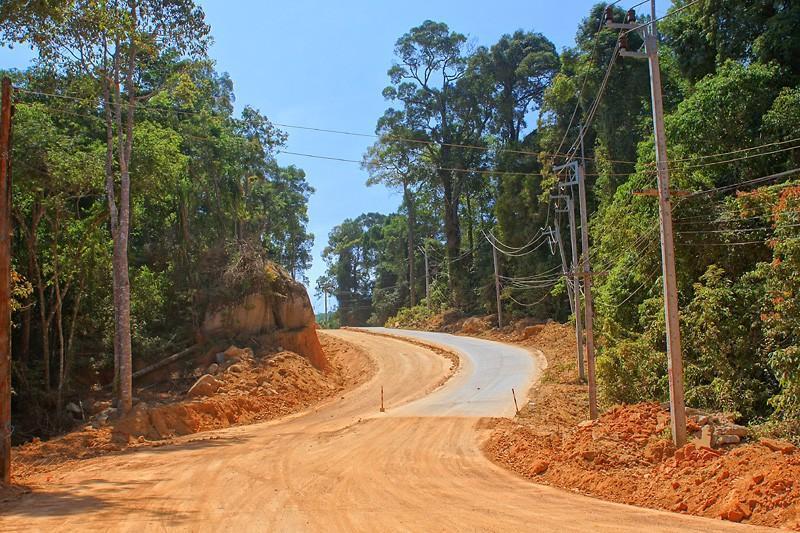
[187, 374, 222, 398]
[201, 264, 327, 370]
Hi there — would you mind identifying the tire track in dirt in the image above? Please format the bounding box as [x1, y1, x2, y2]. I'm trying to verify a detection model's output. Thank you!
[0, 330, 769, 532]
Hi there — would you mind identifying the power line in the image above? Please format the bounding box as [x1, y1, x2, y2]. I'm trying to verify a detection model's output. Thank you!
[15, 87, 639, 164]
[620, 0, 704, 38]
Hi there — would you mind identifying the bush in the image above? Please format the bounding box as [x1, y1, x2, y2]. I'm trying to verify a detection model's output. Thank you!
[385, 304, 435, 329]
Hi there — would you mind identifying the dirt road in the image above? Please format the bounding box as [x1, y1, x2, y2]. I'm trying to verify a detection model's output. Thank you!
[1, 330, 769, 532]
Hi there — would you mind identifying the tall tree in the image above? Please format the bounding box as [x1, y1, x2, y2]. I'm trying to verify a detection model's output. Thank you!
[1, 0, 210, 413]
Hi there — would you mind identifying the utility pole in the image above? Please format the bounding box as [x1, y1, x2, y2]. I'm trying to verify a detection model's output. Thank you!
[492, 244, 503, 329]
[323, 289, 328, 325]
[566, 194, 586, 382]
[421, 244, 430, 302]
[549, 199, 574, 315]
[554, 157, 596, 416]
[608, 0, 687, 447]
[0, 78, 13, 483]
[576, 158, 597, 419]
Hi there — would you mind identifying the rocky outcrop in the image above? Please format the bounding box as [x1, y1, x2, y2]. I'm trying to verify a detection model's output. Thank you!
[201, 265, 327, 370]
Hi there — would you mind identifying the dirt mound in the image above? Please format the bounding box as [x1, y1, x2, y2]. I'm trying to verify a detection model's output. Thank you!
[10, 333, 373, 483]
[486, 402, 800, 529]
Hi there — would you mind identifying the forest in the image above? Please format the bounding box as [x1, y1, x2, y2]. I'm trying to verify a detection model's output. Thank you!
[319, 1, 800, 433]
[1, 1, 315, 440]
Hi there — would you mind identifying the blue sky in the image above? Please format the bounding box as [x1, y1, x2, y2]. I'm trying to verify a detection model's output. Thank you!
[0, 0, 668, 313]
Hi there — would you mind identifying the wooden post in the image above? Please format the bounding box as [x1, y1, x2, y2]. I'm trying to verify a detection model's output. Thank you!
[380, 385, 385, 413]
[512, 388, 519, 415]
[0, 78, 13, 484]
[492, 244, 503, 329]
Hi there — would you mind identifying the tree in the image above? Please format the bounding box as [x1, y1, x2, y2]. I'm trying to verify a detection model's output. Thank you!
[363, 111, 430, 307]
[383, 21, 476, 308]
[1, 0, 210, 413]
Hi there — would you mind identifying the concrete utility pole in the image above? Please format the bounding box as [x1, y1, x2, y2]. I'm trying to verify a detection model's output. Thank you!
[608, 0, 687, 447]
[549, 209, 574, 315]
[492, 244, 503, 329]
[575, 158, 598, 419]
[421, 244, 430, 302]
[567, 195, 586, 382]
[324, 289, 329, 325]
[554, 158, 595, 414]
[0, 78, 13, 483]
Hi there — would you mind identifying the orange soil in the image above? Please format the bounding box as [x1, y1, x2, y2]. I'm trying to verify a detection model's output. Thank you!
[473, 321, 800, 530]
[7, 332, 374, 486]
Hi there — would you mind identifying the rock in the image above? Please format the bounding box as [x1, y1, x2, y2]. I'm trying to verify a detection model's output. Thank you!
[93, 406, 117, 428]
[721, 501, 751, 523]
[223, 345, 253, 361]
[717, 424, 748, 437]
[192, 367, 204, 378]
[227, 364, 244, 374]
[215, 352, 225, 365]
[530, 460, 549, 475]
[760, 438, 796, 454]
[461, 317, 486, 334]
[716, 434, 741, 446]
[65, 402, 82, 415]
[207, 363, 219, 374]
[691, 424, 713, 448]
[187, 374, 222, 398]
[521, 325, 545, 339]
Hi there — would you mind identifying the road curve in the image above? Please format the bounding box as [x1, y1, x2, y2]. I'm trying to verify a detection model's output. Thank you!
[1, 329, 766, 532]
[366, 327, 541, 417]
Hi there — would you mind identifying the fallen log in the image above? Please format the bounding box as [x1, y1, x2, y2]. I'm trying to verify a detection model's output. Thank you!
[131, 343, 202, 381]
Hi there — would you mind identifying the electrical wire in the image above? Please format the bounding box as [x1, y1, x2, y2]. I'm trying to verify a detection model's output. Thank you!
[15, 87, 639, 164]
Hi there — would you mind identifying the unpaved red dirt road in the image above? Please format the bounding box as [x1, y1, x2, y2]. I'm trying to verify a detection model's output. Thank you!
[0, 330, 770, 531]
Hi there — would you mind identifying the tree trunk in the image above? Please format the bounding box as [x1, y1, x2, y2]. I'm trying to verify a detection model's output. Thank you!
[465, 192, 475, 264]
[104, 24, 136, 415]
[403, 181, 416, 307]
[441, 168, 467, 309]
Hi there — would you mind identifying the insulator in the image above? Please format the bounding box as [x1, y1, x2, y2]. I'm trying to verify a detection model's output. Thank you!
[604, 6, 615, 24]
[625, 9, 636, 24]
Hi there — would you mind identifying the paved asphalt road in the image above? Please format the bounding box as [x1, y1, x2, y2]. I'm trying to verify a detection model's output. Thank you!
[367, 327, 542, 417]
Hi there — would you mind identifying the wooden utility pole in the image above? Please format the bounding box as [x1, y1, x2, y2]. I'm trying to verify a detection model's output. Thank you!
[492, 244, 503, 329]
[566, 194, 585, 382]
[0, 78, 13, 483]
[609, 0, 687, 447]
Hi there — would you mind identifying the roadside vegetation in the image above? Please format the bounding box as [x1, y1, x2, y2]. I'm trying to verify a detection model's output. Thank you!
[0, 1, 315, 441]
[320, 1, 800, 438]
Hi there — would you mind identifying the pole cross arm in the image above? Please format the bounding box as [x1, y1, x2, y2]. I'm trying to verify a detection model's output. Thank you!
[606, 22, 639, 30]
[552, 160, 579, 173]
[620, 50, 648, 59]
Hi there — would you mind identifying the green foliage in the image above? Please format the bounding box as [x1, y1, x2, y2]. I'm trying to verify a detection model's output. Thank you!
[385, 305, 435, 329]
